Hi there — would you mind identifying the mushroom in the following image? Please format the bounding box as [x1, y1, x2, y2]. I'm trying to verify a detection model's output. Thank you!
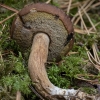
[10, 3, 84, 100]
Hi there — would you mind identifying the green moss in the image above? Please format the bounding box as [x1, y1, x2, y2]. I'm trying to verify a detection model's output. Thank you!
[81, 87, 97, 94]
[0, 0, 100, 99]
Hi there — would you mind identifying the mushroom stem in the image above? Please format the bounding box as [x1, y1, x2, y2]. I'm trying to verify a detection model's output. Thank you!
[28, 33, 77, 100]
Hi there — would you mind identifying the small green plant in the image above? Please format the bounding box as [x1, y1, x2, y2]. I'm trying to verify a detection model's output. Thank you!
[0, 0, 100, 99]
[0, 52, 31, 98]
[47, 47, 88, 89]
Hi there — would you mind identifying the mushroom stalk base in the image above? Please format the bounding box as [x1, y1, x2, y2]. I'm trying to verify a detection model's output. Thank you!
[28, 33, 77, 100]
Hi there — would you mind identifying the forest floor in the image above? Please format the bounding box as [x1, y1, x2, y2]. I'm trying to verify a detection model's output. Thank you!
[0, 0, 100, 100]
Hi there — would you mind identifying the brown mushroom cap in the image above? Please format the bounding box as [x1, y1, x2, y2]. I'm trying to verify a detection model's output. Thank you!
[11, 3, 74, 62]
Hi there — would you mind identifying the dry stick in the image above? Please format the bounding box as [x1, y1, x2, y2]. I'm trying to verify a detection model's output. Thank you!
[69, 0, 89, 9]
[61, 1, 89, 10]
[92, 44, 98, 62]
[72, 0, 90, 22]
[2, 24, 5, 31]
[74, 0, 95, 25]
[85, 47, 100, 87]
[93, 43, 100, 62]
[72, 0, 100, 25]
[83, 1, 100, 32]
[0, 51, 5, 72]
[81, 19, 84, 30]
[29, 85, 44, 100]
[87, 51, 100, 71]
[46, 0, 51, 4]
[60, 2, 69, 9]
[82, 8, 97, 31]
[0, 24, 5, 34]
[16, 91, 21, 100]
[85, 47, 100, 66]
[85, 47, 93, 62]
[92, 43, 100, 63]
[61, 0, 90, 10]
[61, 0, 86, 11]
[0, 12, 18, 24]
[78, 9, 90, 35]
[95, 44, 100, 62]
[89, 22, 100, 32]
[0, 3, 18, 13]
[86, 49, 95, 65]
[76, 74, 99, 84]
[67, 0, 72, 14]
[82, 0, 95, 12]
[88, 51, 100, 66]
[94, 65, 100, 72]
[92, 2, 100, 8]
[74, 28, 95, 34]
[0, 51, 4, 64]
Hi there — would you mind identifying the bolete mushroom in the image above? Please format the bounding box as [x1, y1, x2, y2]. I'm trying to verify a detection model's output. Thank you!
[11, 3, 79, 100]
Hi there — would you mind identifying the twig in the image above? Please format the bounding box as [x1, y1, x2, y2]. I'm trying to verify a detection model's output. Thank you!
[77, 1, 100, 25]
[0, 24, 5, 34]
[92, 2, 100, 8]
[87, 50, 100, 65]
[0, 3, 18, 13]
[0, 12, 18, 24]
[85, 45, 100, 72]
[87, 52, 94, 65]
[92, 43, 100, 63]
[67, 0, 72, 14]
[82, 8, 97, 31]
[73, 0, 95, 25]
[74, 28, 95, 34]
[81, 19, 84, 30]
[60, 2, 69, 9]
[29, 85, 44, 100]
[76, 74, 100, 85]
[0, 51, 5, 69]
[68, 52, 78, 55]
[78, 9, 90, 35]
[46, 0, 51, 4]
[72, 0, 90, 22]
[81, 0, 95, 13]
[89, 22, 100, 32]
[2, 24, 5, 31]
[92, 44, 98, 62]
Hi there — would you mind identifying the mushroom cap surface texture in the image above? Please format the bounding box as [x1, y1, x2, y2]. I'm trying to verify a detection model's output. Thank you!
[11, 3, 74, 62]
